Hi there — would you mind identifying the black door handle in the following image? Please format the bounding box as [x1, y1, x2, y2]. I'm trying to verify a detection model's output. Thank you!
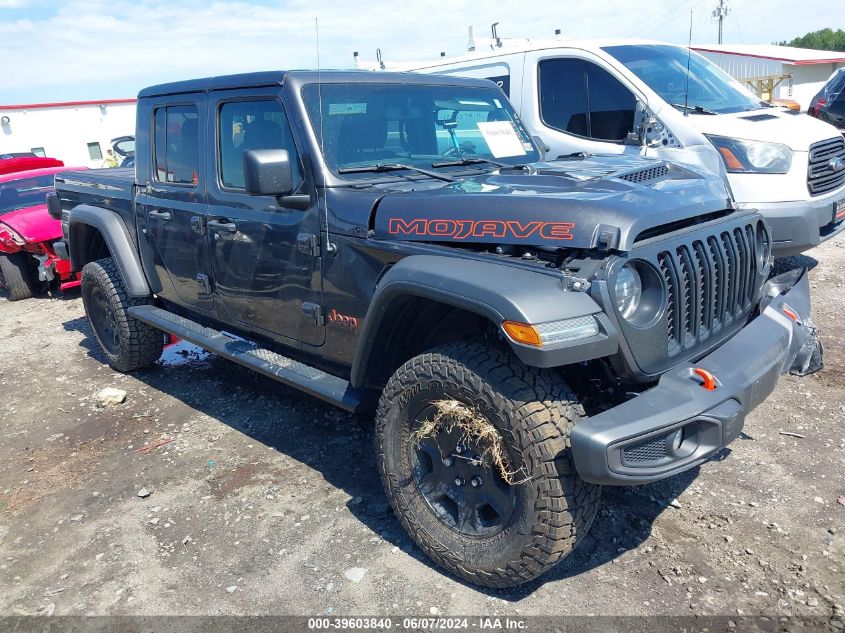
[207, 219, 237, 233]
[148, 209, 171, 220]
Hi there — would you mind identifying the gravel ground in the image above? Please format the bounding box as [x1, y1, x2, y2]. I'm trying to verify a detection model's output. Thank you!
[0, 240, 843, 622]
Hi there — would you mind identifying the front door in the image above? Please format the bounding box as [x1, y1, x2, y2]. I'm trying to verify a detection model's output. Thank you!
[205, 91, 324, 347]
[138, 98, 211, 310]
[529, 56, 643, 160]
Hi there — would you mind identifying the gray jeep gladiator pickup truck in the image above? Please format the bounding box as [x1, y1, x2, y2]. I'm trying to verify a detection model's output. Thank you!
[49, 70, 822, 588]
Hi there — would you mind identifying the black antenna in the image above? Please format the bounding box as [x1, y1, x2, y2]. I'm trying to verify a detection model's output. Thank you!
[376, 48, 385, 70]
[315, 18, 335, 255]
[683, 10, 693, 117]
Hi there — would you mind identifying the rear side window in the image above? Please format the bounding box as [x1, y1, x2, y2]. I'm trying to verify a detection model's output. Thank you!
[153, 105, 200, 185]
[539, 59, 636, 142]
[217, 100, 303, 191]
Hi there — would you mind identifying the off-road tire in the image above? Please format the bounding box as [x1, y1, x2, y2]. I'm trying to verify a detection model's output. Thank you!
[0, 253, 37, 301]
[81, 257, 163, 372]
[375, 341, 601, 588]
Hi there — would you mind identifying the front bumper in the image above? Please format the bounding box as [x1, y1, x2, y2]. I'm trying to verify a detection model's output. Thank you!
[741, 195, 845, 257]
[571, 268, 822, 485]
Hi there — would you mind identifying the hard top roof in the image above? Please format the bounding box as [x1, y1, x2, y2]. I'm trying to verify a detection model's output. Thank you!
[138, 70, 497, 98]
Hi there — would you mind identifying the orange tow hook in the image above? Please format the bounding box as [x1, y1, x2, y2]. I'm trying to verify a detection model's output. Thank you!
[693, 368, 717, 391]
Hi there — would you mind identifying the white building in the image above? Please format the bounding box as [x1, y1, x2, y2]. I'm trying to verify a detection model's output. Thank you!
[691, 44, 845, 111]
[0, 99, 137, 168]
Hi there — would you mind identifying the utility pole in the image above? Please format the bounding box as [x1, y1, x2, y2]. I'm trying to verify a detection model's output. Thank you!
[712, 0, 730, 44]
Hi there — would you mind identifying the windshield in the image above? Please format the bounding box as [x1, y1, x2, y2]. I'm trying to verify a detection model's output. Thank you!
[0, 174, 55, 215]
[302, 83, 539, 179]
[603, 44, 763, 114]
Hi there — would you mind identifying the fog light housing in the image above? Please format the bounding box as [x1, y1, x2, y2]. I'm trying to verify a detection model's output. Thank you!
[669, 428, 684, 452]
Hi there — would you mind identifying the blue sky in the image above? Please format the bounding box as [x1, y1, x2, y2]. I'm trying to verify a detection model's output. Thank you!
[1, 0, 842, 104]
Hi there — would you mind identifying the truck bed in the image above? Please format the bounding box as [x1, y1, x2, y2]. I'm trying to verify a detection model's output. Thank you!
[54, 167, 136, 240]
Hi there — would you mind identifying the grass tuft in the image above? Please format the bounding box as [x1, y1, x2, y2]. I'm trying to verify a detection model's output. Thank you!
[412, 399, 530, 485]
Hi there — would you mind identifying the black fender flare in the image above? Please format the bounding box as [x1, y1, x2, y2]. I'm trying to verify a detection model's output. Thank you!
[68, 204, 150, 298]
[350, 255, 618, 387]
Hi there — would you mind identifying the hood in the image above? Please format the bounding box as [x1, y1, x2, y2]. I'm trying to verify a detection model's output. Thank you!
[371, 155, 733, 252]
[684, 108, 843, 150]
[0, 203, 61, 244]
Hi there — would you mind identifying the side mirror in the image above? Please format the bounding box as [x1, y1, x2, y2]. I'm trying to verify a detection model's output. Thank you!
[625, 101, 649, 146]
[243, 149, 293, 197]
[46, 191, 62, 220]
[532, 135, 549, 161]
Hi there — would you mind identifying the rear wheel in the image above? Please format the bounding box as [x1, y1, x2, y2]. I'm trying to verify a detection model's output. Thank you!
[81, 257, 163, 372]
[0, 253, 37, 301]
[375, 341, 601, 588]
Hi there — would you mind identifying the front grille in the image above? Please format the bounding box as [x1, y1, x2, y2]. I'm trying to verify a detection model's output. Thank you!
[656, 222, 763, 354]
[808, 137, 845, 196]
[622, 432, 671, 464]
[618, 164, 670, 184]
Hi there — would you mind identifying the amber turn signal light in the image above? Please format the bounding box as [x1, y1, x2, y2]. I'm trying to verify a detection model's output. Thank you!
[717, 147, 745, 171]
[502, 321, 542, 347]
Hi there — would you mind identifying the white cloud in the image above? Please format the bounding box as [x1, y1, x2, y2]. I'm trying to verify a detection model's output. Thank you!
[0, 0, 841, 102]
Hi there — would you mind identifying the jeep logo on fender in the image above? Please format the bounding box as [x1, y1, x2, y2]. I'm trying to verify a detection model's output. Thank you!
[328, 309, 359, 330]
[388, 218, 575, 241]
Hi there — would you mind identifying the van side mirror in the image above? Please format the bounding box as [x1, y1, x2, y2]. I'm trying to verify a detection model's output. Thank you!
[243, 149, 293, 197]
[625, 101, 649, 146]
[532, 135, 549, 161]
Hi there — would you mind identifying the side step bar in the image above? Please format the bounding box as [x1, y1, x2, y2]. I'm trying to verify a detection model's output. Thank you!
[128, 305, 375, 414]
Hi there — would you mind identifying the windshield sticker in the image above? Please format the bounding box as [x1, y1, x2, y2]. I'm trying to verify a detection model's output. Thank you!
[476, 121, 527, 158]
[328, 102, 367, 115]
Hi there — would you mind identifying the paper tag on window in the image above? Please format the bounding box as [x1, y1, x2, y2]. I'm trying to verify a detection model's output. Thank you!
[476, 121, 527, 158]
[329, 102, 367, 115]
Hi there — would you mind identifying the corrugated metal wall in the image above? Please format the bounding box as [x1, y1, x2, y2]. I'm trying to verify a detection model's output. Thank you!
[698, 51, 781, 80]
[698, 51, 845, 110]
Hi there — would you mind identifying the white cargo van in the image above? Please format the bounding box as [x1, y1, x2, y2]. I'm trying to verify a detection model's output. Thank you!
[360, 37, 845, 256]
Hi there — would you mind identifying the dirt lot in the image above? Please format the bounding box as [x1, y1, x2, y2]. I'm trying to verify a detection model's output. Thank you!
[0, 241, 843, 622]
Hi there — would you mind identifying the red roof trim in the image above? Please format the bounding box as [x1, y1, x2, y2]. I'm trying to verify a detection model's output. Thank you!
[692, 46, 845, 65]
[0, 98, 137, 111]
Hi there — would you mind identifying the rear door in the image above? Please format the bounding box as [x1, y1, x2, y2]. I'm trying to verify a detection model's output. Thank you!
[136, 98, 211, 310]
[205, 88, 325, 347]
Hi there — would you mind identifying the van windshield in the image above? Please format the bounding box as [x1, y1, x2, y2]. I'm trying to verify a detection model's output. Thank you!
[603, 44, 764, 114]
[302, 83, 539, 179]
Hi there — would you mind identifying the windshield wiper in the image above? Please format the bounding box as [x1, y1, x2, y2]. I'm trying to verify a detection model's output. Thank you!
[337, 163, 454, 182]
[431, 157, 522, 169]
[670, 103, 718, 115]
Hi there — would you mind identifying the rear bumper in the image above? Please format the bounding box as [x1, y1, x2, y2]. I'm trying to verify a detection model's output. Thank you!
[742, 195, 845, 257]
[571, 268, 821, 485]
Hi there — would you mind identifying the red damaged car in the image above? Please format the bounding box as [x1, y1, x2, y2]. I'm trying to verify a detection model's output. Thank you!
[0, 158, 86, 300]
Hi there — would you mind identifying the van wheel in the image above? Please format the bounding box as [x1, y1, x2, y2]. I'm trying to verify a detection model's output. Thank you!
[0, 253, 37, 301]
[81, 257, 163, 372]
[375, 341, 601, 588]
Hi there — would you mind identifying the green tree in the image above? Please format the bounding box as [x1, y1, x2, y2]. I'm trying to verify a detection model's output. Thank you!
[779, 28, 845, 51]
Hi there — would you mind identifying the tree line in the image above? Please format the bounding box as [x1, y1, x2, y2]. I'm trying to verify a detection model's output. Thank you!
[780, 28, 845, 51]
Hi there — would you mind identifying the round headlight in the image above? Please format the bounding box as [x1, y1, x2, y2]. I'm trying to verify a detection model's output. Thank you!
[615, 264, 642, 320]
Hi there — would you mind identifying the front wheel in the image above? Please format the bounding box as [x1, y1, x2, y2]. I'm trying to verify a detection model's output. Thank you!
[375, 342, 601, 588]
[0, 253, 37, 301]
[81, 258, 163, 372]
